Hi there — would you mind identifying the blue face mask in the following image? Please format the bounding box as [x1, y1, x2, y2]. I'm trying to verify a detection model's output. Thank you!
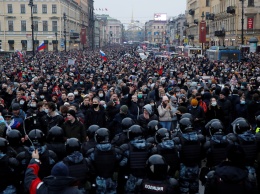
[192, 106, 197, 108]
[240, 101, 246, 104]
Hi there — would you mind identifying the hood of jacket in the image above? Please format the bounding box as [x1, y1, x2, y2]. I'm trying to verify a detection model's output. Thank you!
[130, 139, 147, 149]
[159, 140, 175, 149]
[143, 104, 152, 115]
[215, 161, 248, 183]
[96, 143, 112, 151]
[43, 176, 77, 191]
[67, 151, 84, 163]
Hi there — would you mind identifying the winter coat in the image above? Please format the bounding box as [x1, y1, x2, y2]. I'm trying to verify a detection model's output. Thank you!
[62, 119, 86, 142]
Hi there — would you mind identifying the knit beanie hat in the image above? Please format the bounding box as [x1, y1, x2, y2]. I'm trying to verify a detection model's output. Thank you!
[67, 109, 76, 118]
[51, 161, 69, 176]
[191, 99, 198, 106]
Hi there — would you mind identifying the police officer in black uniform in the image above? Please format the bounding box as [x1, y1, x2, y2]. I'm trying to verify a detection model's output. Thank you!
[82, 125, 100, 157]
[63, 138, 90, 193]
[6, 129, 27, 156]
[46, 126, 66, 161]
[200, 120, 230, 185]
[0, 137, 20, 194]
[145, 120, 162, 144]
[152, 128, 180, 178]
[176, 118, 205, 194]
[230, 118, 258, 191]
[86, 128, 126, 194]
[135, 154, 179, 194]
[16, 129, 57, 179]
[120, 124, 153, 193]
[112, 117, 135, 146]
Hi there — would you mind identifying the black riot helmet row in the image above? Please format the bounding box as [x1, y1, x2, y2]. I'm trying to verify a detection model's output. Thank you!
[87, 125, 100, 139]
[179, 118, 193, 133]
[65, 138, 81, 154]
[94, 128, 110, 144]
[6, 129, 22, 146]
[155, 128, 171, 144]
[232, 118, 251, 134]
[209, 120, 224, 136]
[121, 118, 135, 131]
[47, 126, 64, 143]
[0, 137, 9, 153]
[147, 120, 162, 135]
[146, 154, 169, 180]
[28, 129, 45, 147]
[127, 125, 143, 140]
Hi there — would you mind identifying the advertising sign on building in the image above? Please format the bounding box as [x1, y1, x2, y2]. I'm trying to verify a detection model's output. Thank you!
[247, 18, 254, 29]
[199, 21, 206, 43]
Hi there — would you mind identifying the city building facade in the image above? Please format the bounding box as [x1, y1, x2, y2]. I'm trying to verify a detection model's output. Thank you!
[144, 20, 167, 44]
[96, 14, 123, 45]
[185, 0, 260, 47]
[185, 0, 211, 47]
[0, 0, 89, 52]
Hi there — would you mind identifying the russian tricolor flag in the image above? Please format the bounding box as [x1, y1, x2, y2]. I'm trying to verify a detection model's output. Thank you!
[37, 41, 46, 51]
[100, 50, 107, 61]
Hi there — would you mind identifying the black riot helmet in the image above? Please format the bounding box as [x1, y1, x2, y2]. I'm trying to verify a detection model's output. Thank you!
[28, 129, 45, 146]
[6, 129, 22, 146]
[256, 115, 260, 126]
[127, 125, 143, 140]
[87, 125, 100, 139]
[0, 137, 9, 153]
[94, 128, 110, 144]
[146, 154, 169, 180]
[234, 119, 250, 134]
[121, 118, 135, 131]
[180, 113, 194, 122]
[209, 121, 224, 136]
[179, 118, 193, 133]
[65, 138, 81, 154]
[147, 120, 162, 135]
[47, 126, 64, 143]
[155, 128, 171, 144]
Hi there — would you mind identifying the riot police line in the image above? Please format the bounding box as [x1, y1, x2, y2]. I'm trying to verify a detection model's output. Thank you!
[1, 114, 260, 194]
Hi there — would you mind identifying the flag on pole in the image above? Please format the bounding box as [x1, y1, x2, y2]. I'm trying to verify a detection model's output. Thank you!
[100, 50, 107, 61]
[37, 41, 46, 51]
[16, 50, 23, 61]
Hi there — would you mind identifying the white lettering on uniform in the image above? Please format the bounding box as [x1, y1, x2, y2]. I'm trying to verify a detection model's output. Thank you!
[144, 184, 164, 191]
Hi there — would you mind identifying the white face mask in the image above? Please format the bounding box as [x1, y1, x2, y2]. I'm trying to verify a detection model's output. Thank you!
[211, 102, 217, 106]
[74, 92, 78, 95]
[31, 103, 36, 108]
[99, 94, 103, 98]
[31, 95, 35, 98]
[20, 100, 25, 105]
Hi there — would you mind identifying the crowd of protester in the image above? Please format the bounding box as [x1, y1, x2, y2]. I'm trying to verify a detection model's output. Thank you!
[0, 46, 260, 194]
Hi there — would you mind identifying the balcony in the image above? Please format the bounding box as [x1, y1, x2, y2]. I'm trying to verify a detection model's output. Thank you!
[188, 35, 194, 39]
[227, 6, 235, 14]
[189, 9, 195, 15]
[214, 30, 225, 37]
[194, 19, 198, 25]
[206, 14, 215, 21]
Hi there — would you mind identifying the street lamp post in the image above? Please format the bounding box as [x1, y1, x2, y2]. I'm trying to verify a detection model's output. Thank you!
[240, 0, 245, 46]
[55, 32, 58, 52]
[28, 0, 34, 57]
[201, 12, 205, 54]
[63, 13, 67, 52]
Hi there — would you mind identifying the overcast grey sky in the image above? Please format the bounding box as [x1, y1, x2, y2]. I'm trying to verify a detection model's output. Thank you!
[94, 0, 186, 24]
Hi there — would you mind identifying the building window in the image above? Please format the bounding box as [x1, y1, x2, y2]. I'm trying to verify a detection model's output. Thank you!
[21, 20, 26, 32]
[158, 26, 159, 29]
[33, 21, 38, 32]
[52, 4, 57, 14]
[8, 21, 13, 31]
[248, 0, 254, 6]
[43, 21, 48, 31]
[161, 26, 163, 29]
[7, 4, 12, 14]
[52, 21, 57, 32]
[42, 4, 47, 14]
[154, 26, 155, 29]
[21, 4, 26, 14]
[206, 0, 210, 7]
[33, 5, 37, 13]
[9, 43, 14, 51]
